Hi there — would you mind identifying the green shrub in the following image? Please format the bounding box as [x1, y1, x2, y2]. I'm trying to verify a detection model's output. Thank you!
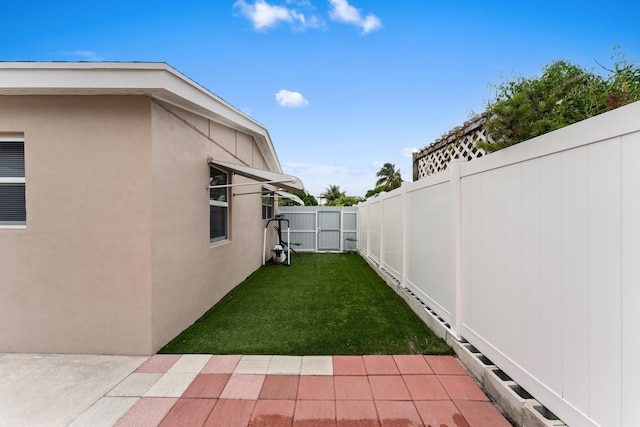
[479, 50, 640, 152]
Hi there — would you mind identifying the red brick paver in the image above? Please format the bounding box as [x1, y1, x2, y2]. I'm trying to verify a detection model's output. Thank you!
[439, 375, 490, 401]
[182, 374, 230, 399]
[334, 376, 373, 400]
[403, 374, 449, 400]
[205, 399, 256, 427]
[336, 400, 379, 427]
[375, 400, 423, 427]
[369, 375, 411, 401]
[135, 354, 182, 373]
[454, 400, 512, 427]
[158, 398, 217, 426]
[293, 400, 336, 426]
[333, 356, 367, 376]
[259, 375, 300, 400]
[298, 376, 335, 400]
[202, 355, 242, 374]
[393, 355, 433, 375]
[363, 355, 400, 375]
[220, 374, 265, 400]
[250, 399, 295, 427]
[109, 354, 512, 426]
[114, 397, 177, 426]
[424, 355, 467, 375]
[414, 400, 469, 427]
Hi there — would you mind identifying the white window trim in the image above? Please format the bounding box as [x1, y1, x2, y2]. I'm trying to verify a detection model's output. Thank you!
[209, 167, 229, 243]
[0, 177, 25, 184]
[0, 137, 26, 229]
[262, 188, 274, 220]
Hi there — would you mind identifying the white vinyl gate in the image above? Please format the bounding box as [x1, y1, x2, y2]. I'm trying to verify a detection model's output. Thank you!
[277, 206, 357, 252]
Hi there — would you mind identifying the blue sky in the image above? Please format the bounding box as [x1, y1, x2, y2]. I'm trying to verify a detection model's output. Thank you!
[2, 1, 639, 198]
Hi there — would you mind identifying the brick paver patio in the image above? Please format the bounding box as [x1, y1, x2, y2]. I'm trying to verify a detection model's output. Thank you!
[72, 354, 512, 426]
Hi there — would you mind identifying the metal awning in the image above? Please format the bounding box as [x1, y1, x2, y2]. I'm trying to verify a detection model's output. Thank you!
[275, 190, 305, 206]
[209, 160, 307, 195]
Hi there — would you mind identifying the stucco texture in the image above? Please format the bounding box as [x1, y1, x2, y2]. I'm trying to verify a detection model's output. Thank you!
[0, 95, 275, 355]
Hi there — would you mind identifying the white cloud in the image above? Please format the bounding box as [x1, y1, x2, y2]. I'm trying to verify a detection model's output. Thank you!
[372, 161, 384, 168]
[361, 14, 382, 34]
[234, 0, 323, 31]
[328, 0, 382, 34]
[275, 89, 309, 108]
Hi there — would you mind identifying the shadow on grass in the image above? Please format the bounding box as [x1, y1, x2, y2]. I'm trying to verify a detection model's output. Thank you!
[160, 253, 453, 355]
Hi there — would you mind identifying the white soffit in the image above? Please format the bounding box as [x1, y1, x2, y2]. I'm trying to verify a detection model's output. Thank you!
[0, 62, 281, 173]
[210, 160, 307, 196]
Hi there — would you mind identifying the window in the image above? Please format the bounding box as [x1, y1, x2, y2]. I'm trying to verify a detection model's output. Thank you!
[209, 166, 228, 242]
[0, 138, 26, 227]
[262, 189, 273, 220]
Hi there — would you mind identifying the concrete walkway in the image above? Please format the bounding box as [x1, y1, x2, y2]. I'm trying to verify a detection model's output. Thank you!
[0, 353, 512, 426]
[0, 353, 147, 426]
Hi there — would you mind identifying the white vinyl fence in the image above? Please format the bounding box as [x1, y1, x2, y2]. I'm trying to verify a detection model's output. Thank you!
[277, 206, 357, 252]
[357, 101, 640, 427]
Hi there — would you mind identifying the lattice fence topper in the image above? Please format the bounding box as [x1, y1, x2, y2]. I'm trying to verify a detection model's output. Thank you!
[413, 112, 495, 180]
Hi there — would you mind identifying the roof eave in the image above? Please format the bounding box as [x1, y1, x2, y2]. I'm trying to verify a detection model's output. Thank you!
[0, 62, 282, 173]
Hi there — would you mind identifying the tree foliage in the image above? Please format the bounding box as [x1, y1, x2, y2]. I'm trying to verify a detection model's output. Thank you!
[479, 49, 640, 153]
[375, 163, 403, 191]
[330, 195, 365, 206]
[278, 193, 318, 206]
[320, 184, 345, 205]
[366, 163, 403, 198]
[365, 187, 384, 198]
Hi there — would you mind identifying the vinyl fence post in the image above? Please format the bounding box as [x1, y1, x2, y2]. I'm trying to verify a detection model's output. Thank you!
[449, 160, 465, 339]
[401, 182, 408, 288]
[379, 193, 385, 269]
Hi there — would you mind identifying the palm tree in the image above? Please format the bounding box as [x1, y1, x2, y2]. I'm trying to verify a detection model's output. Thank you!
[320, 185, 345, 205]
[375, 163, 403, 191]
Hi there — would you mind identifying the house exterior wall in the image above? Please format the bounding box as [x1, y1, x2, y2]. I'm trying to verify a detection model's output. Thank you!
[0, 95, 154, 355]
[149, 101, 273, 352]
[0, 95, 278, 355]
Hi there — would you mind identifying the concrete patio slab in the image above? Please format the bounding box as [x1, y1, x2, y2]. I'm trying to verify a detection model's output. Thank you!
[67, 396, 138, 427]
[167, 354, 211, 373]
[142, 372, 199, 397]
[234, 355, 272, 374]
[300, 355, 333, 375]
[106, 372, 163, 397]
[267, 355, 302, 375]
[0, 353, 146, 427]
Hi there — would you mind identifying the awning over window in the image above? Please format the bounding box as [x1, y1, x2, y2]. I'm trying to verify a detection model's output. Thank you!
[209, 160, 307, 195]
[275, 190, 305, 206]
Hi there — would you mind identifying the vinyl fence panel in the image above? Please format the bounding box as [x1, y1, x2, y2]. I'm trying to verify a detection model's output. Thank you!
[405, 177, 454, 326]
[357, 101, 640, 427]
[381, 193, 403, 281]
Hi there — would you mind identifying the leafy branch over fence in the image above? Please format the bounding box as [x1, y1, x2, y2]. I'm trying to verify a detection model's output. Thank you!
[414, 50, 640, 178]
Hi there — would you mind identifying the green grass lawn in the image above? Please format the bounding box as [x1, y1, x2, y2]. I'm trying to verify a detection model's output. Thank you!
[160, 253, 453, 355]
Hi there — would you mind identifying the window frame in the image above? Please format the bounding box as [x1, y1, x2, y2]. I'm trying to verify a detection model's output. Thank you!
[209, 166, 229, 243]
[262, 188, 274, 220]
[0, 137, 26, 228]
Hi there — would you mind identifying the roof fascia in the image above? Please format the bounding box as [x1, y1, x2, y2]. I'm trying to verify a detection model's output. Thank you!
[0, 62, 282, 173]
